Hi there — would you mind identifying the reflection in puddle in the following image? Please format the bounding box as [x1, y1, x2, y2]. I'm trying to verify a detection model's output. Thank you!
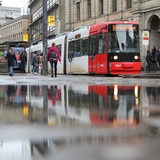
[1, 84, 160, 126]
[0, 84, 141, 127]
[1, 84, 160, 159]
[67, 84, 140, 127]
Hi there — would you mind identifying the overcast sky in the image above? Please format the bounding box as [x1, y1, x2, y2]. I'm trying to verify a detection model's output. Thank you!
[2, 0, 27, 8]
[2, 0, 28, 14]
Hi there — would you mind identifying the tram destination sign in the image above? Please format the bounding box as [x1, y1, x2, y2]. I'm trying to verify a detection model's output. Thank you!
[112, 25, 137, 31]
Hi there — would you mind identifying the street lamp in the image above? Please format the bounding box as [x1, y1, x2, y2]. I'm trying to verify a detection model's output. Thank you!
[42, 0, 48, 75]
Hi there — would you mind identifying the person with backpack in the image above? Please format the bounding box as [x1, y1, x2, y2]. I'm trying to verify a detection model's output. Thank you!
[48, 42, 61, 77]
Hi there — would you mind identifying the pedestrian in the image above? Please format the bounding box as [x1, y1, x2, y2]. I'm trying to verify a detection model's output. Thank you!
[47, 42, 61, 77]
[151, 46, 157, 61]
[156, 47, 160, 68]
[146, 50, 152, 72]
[38, 53, 43, 74]
[20, 51, 27, 73]
[31, 51, 38, 74]
[16, 50, 21, 62]
[6, 48, 17, 77]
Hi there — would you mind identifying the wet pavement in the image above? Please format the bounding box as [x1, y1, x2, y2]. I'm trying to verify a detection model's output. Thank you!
[0, 74, 160, 160]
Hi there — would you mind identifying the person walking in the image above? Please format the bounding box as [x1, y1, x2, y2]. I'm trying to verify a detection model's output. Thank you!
[6, 48, 17, 77]
[146, 50, 152, 72]
[20, 51, 27, 73]
[48, 43, 61, 77]
[31, 52, 38, 74]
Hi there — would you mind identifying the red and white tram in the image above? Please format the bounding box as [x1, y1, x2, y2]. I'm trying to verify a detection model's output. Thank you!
[66, 21, 141, 75]
[27, 21, 141, 75]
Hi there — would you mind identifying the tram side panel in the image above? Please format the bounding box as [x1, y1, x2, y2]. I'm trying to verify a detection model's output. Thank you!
[66, 26, 90, 74]
[26, 34, 66, 74]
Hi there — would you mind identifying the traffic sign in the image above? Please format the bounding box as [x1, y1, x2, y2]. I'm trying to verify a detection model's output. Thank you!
[142, 31, 149, 46]
[48, 16, 55, 26]
[23, 34, 28, 41]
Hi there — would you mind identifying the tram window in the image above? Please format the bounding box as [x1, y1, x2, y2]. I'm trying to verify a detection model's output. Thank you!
[74, 39, 81, 57]
[56, 44, 62, 55]
[81, 37, 88, 56]
[98, 33, 106, 54]
[89, 35, 98, 55]
[68, 41, 74, 58]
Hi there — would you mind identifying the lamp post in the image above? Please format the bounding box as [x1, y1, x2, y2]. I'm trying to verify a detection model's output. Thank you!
[42, 0, 48, 75]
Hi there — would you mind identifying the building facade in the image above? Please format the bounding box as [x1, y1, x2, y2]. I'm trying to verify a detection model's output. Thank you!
[28, 0, 160, 68]
[65, 0, 160, 67]
[0, 15, 30, 43]
[28, 0, 65, 44]
[0, 6, 21, 25]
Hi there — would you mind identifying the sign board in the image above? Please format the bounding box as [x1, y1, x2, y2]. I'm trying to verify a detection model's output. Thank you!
[48, 16, 55, 26]
[23, 34, 28, 41]
[142, 31, 149, 46]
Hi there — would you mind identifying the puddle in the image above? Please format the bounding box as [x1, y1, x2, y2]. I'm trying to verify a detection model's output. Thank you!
[0, 84, 160, 159]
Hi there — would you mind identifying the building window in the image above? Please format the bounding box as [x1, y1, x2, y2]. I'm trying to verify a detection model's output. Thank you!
[99, 0, 103, 15]
[127, 0, 132, 9]
[112, 0, 117, 12]
[76, 2, 80, 21]
[87, 0, 91, 18]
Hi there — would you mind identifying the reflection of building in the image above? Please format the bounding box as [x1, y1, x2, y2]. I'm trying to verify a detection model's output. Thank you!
[0, 15, 30, 43]
[64, 0, 160, 69]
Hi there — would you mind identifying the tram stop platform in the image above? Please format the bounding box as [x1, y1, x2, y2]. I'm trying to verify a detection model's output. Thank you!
[123, 71, 160, 79]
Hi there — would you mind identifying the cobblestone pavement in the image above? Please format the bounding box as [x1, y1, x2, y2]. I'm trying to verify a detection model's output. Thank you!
[0, 72, 160, 86]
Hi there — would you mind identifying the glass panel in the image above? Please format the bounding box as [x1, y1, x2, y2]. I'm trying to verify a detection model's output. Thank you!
[74, 40, 81, 57]
[89, 35, 98, 55]
[81, 38, 88, 56]
[68, 41, 74, 58]
[108, 24, 139, 53]
[98, 33, 106, 54]
[56, 44, 62, 55]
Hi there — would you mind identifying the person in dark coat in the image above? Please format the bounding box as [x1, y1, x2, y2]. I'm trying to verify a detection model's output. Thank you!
[6, 48, 17, 76]
[151, 46, 156, 58]
[20, 51, 27, 73]
[47, 42, 61, 77]
[146, 50, 152, 72]
[31, 52, 38, 73]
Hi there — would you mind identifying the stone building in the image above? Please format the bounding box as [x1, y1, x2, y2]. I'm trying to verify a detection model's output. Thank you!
[28, 0, 160, 67]
[28, 0, 65, 44]
[0, 6, 21, 25]
[0, 15, 30, 43]
[65, 0, 160, 66]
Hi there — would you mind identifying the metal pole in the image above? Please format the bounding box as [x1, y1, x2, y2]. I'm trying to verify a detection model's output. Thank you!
[42, 0, 48, 75]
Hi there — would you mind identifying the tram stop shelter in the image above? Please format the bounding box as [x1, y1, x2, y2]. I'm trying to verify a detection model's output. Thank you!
[0, 41, 29, 73]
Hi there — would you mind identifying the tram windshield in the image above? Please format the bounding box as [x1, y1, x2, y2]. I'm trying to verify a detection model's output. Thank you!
[108, 24, 139, 53]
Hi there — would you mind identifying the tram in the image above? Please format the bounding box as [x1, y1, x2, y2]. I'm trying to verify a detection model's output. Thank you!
[27, 21, 141, 75]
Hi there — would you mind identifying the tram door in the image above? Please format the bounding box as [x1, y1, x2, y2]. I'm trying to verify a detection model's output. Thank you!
[88, 33, 108, 74]
[88, 35, 98, 74]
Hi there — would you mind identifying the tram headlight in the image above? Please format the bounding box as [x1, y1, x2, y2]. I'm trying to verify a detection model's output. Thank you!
[134, 55, 139, 60]
[113, 55, 118, 60]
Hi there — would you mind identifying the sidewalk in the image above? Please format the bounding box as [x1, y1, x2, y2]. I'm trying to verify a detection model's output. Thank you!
[123, 71, 160, 78]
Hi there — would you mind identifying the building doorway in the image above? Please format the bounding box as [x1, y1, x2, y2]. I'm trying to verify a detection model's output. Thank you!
[147, 15, 160, 49]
